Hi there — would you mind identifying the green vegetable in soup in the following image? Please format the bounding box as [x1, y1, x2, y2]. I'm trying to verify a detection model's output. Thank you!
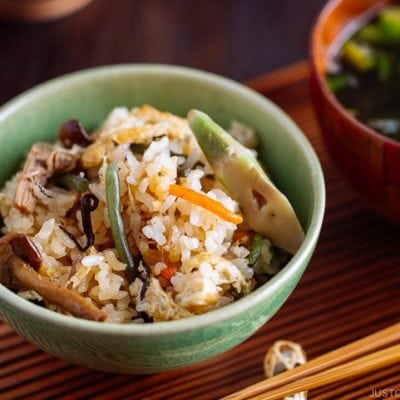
[326, 73, 352, 92]
[380, 6, 400, 41]
[341, 40, 376, 72]
[327, 5, 400, 141]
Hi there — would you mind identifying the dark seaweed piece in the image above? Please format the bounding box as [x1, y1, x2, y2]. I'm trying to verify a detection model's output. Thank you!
[129, 135, 166, 155]
[59, 226, 85, 252]
[37, 184, 53, 198]
[192, 161, 205, 169]
[59, 119, 92, 149]
[130, 143, 149, 154]
[170, 151, 187, 159]
[80, 193, 99, 249]
[141, 313, 154, 323]
[59, 193, 99, 252]
[153, 134, 167, 141]
[139, 260, 151, 301]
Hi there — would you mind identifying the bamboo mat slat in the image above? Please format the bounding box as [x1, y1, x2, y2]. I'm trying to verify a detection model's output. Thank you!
[1, 61, 400, 399]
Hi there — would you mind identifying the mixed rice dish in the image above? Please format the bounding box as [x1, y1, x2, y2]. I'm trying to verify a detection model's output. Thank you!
[0, 105, 304, 323]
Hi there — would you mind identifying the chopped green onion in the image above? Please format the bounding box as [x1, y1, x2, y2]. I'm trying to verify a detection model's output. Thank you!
[248, 234, 263, 266]
[170, 151, 187, 159]
[105, 162, 137, 281]
[56, 173, 89, 192]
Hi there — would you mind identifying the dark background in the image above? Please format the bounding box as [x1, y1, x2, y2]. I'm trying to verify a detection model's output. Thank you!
[0, 0, 326, 105]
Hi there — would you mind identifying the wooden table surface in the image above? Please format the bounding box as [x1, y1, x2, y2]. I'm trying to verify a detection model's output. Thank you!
[0, 61, 399, 400]
[0, 0, 326, 104]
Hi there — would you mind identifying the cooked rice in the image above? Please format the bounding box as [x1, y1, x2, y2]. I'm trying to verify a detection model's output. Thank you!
[0, 105, 279, 323]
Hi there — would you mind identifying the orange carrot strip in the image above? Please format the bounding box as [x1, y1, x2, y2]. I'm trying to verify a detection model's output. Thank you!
[144, 249, 179, 281]
[160, 264, 178, 280]
[169, 184, 243, 224]
[232, 229, 253, 246]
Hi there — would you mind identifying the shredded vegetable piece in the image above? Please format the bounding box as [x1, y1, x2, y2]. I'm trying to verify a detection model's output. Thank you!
[56, 173, 89, 192]
[80, 194, 99, 250]
[139, 260, 151, 301]
[59, 193, 98, 252]
[168, 184, 243, 224]
[248, 234, 263, 265]
[105, 162, 138, 281]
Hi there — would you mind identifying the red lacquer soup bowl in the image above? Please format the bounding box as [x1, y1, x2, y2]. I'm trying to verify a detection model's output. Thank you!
[310, 0, 400, 222]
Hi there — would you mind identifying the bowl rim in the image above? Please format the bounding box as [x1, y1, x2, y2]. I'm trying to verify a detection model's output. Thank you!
[310, 0, 400, 149]
[0, 64, 325, 336]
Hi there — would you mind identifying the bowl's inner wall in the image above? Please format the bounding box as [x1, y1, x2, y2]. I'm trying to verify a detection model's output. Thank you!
[0, 67, 315, 230]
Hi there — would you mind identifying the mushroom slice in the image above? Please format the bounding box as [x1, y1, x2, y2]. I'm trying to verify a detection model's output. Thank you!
[0, 233, 41, 289]
[0, 233, 42, 270]
[0, 243, 23, 290]
[0, 238, 105, 321]
[188, 110, 305, 254]
[14, 143, 78, 213]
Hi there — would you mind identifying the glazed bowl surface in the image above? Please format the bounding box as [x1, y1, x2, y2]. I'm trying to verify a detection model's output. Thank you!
[310, 0, 400, 222]
[0, 64, 325, 373]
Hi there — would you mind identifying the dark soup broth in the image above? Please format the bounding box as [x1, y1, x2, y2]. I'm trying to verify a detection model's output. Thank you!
[327, 4, 400, 141]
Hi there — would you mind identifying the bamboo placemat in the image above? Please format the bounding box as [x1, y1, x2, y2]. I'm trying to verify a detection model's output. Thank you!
[1, 61, 399, 399]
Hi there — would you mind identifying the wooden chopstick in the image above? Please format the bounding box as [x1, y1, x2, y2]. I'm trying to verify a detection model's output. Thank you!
[222, 323, 400, 400]
[249, 344, 400, 400]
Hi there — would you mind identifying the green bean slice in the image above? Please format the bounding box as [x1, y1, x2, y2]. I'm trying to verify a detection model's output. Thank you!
[105, 162, 137, 281]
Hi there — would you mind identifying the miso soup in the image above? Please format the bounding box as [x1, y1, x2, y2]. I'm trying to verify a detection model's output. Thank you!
[327, 5, 400, 141]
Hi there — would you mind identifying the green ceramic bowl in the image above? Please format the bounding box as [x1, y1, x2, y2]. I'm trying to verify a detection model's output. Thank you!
[0, 65, 325, 374]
